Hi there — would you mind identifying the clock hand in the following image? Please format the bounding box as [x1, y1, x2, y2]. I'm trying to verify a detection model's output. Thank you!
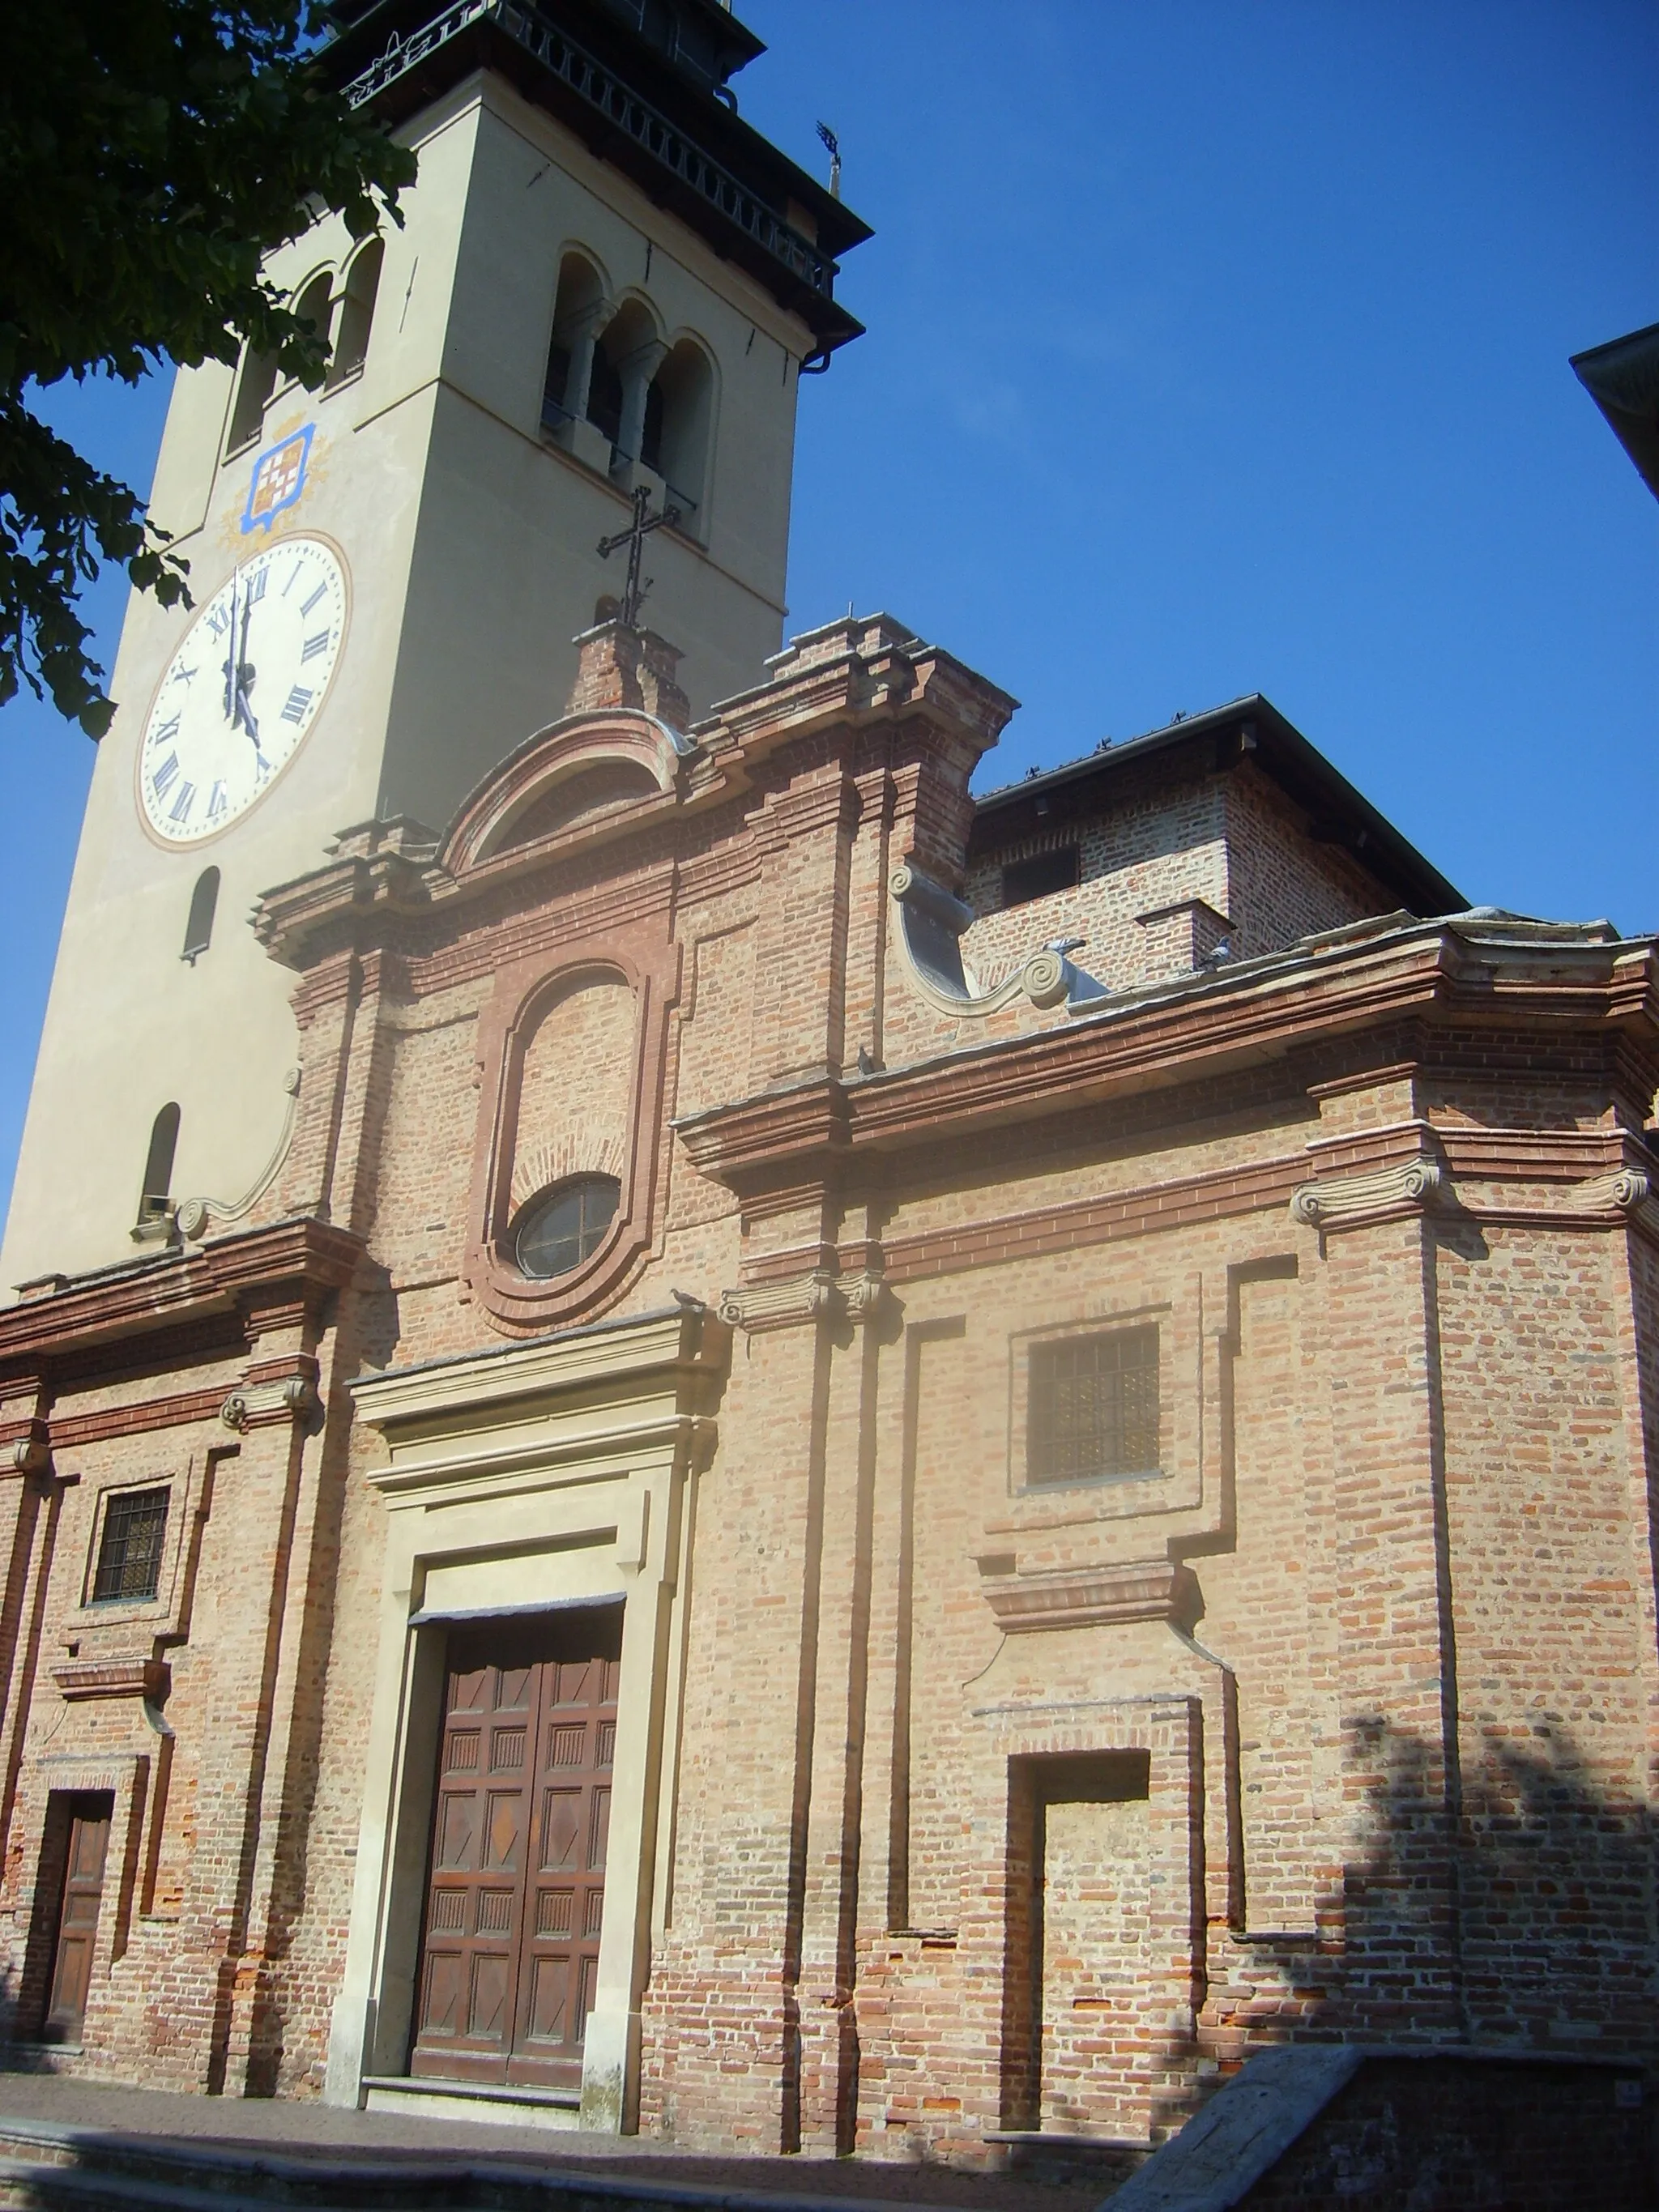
[221, 567, 240, 721]
[233, 575, 259, 741]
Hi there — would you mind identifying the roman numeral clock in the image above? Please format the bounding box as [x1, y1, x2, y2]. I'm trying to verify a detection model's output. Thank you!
[137, 536, 348, 843]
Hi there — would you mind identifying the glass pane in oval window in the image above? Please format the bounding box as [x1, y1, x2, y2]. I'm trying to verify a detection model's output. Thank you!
[514, 1175, 621, 1280]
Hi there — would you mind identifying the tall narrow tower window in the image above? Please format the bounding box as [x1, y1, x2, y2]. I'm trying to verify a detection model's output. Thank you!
[227, 349, 278, 454]
[586, 340, 625, 448]
[138, 1105, 181, 1226]
[649, 339, 714, 526]
[543, 253, 605, 432]
[591, 299, 659, 471]
[181, 868, 220, 963]
[289, 272, 335, 389]
[328, 240, 383, 388]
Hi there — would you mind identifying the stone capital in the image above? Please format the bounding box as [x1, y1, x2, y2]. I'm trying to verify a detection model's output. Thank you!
[1290, 1156, 1444, 1231]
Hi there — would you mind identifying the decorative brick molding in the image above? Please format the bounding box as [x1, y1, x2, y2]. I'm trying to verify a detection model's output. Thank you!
[463, 926, 681, 1336]
[1290, 1157, 1445, 1231]
[979, 1558, 1201, 1634]
[51, 1388, 228, 1451]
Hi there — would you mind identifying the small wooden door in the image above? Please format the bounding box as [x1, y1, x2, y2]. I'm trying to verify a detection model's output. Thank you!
[44, 1795, 113, 2044]
[411, 1609, 621, 2087]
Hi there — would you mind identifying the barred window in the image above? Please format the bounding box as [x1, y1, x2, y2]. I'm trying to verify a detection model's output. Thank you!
[1028, 1327, 1160, 1484]
[92, 1488, 170, 1605]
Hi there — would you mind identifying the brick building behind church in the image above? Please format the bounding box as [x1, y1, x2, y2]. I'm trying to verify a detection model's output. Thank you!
[0, 605, 1655, 2159]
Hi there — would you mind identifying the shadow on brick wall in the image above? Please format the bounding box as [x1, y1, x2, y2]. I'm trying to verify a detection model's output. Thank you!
[1299, 1711, 1655, 2050]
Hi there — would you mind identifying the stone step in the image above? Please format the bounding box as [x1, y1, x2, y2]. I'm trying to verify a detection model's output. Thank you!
[0, 2150, 317, 2212]
[0, 2119, 954, 2212]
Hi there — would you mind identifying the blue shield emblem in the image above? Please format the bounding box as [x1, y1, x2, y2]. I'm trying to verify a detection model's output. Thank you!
[241, 426, 314, 535]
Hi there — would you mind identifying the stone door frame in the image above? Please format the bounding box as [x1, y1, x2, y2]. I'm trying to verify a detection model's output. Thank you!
[324, 1305, 726, 2129]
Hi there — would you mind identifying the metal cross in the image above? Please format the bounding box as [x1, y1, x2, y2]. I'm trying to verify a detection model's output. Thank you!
[596, 484, 682, 629]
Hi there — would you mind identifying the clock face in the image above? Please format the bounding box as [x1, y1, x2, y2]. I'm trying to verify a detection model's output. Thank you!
[137, 535, 348, 845]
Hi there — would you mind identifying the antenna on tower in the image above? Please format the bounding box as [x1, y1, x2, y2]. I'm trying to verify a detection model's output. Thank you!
[816, 121, 842, 201]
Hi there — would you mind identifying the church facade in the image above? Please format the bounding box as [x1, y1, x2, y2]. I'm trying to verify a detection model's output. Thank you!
[0, 0, 1657, 2164]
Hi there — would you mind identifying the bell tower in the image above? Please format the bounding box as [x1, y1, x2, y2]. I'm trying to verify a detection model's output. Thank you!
[2, 0, 867, 1287]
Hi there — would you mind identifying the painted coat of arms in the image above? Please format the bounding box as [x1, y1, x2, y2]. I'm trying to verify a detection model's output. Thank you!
[241, 425, 314, 534]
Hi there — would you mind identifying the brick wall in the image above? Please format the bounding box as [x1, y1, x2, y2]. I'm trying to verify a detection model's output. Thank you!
[1, 618, 1654, 2180]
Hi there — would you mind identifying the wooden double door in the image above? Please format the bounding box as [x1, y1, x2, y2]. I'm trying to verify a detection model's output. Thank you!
[411, 1608, 621, 2088]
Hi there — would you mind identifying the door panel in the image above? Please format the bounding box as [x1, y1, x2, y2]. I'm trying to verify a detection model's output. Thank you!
[510, 1635, 619, 2086]
[411, 1609, 621, 2089]
[43, 1796, 113, 2044]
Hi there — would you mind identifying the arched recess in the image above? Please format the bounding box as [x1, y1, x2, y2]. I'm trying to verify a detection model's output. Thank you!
[644, 338, 714, 529]
[498, 759, 663, 851]
[327, 238, 384, 388]
[441, 714, 684, 876]
[542, 249, 608, 433]
[463, 929, 681, 1335]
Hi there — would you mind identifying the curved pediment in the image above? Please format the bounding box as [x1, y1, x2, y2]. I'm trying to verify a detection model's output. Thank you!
[441, 710, 689, 876]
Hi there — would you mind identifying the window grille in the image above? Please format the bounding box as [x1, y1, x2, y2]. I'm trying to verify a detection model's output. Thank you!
[1028, 1326, 1159, 1484]
[92, 1487, 170, 1605]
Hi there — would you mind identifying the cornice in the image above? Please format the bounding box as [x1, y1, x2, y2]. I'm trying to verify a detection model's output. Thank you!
[676, 924, 1659, 1189]
[352, 1305, 725, 1433]
[0, 1218, 364, 1372]
[256, 844, 437, 973]
[353, 1303, 728, 1497]
[676, 1076, 850, 1188]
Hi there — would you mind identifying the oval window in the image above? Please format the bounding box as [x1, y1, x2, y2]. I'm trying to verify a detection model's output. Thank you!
[512, 1174, 621, 1280]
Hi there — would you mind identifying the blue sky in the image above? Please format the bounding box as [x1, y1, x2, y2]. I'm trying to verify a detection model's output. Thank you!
[1, 0, 1654, 1220]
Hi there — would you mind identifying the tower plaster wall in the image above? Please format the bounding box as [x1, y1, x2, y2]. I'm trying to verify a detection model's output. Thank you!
[3, 55, 815, 1292]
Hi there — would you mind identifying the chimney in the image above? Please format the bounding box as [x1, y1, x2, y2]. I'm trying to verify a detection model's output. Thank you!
[566, 612, 690, 731]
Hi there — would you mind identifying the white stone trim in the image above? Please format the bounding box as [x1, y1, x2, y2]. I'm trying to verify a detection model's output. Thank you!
[325, 1306, 726, 2130]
